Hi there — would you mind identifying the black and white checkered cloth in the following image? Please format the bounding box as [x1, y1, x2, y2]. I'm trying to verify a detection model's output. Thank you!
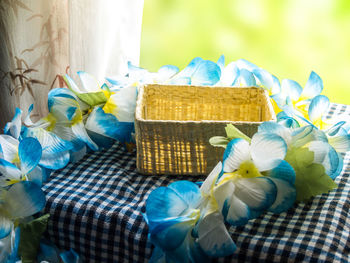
[43, 104, 350, 263]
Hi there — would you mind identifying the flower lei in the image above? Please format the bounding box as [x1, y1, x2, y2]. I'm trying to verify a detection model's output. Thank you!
[0, 56, 349, 262]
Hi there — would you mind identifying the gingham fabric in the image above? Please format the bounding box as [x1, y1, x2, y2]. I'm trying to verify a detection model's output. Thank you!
[43, 103, 350, 263]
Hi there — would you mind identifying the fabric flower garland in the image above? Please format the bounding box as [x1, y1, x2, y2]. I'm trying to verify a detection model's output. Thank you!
[0, 55, 349, 262]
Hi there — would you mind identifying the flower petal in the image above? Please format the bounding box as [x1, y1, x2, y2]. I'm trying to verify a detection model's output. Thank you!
[308, 141, 343, 179]
[268, 178, 296, 213]
[4, 108, 22, 139]
[60, 249, 80, 263]
[0, 159, 22, 186]
[71, 122, 98, 151]
[168, 181, 202, 208]
[200, 162, 222, 196]
[251, 133, 287, 171]
[63, 75, 82, 94]
[219, 62, 239, 86]
[234, 68, 256, 87]
[3, 181, 46, 219]
[77, 71, 100, 93]
[85, 107, 133, 143]
[217, 55, 225, 71]
[18, 137, 42, 175]
[328, 135, 350, 153]
[236, 59, 259, 71]
[214, 180, 250, 226]
[103, 86, 137, 122]
[252, 68, 278, 94]
[282, 79, 303, 101]
[234, 177, 277, 211]
[302, 71, 323, 98]
[266, 160, 296, 184]
[258, 122, 292, 146]
[0, 217, 13, 239]
[0, 225, 13, 262]
[308, 95, 330, 124]
[146, 186, 190, 222]
[191, 60, 221, 86]
[27, 166, 44, 186]
[197, 212, 236, 257]
[150, 220, 196, 251]
[176, 57, 204, 78]
[223, 138, 250, 173]
[23, 127, 72, 170]
[0, 135, 19, 163]
[157, 65, 179, 83]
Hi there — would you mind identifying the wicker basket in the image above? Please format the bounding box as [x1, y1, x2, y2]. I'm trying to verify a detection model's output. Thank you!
[135, 84, 276, 175]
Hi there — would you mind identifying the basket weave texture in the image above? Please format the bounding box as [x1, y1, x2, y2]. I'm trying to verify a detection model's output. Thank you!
[135, 84, 276, 175]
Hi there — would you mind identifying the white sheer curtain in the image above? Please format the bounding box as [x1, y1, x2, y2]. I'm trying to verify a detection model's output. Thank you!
[0, 0, 144, 128]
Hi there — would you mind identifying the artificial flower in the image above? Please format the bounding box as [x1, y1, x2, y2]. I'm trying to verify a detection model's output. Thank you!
[106, 61, 179, 89]
[169, 57, 221, 86]
[0, 137, 42, 186]
[144, 180, 235, 262]
[0, 181, 46, 261]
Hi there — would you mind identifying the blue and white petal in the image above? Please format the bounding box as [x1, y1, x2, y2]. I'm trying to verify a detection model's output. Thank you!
[150, 219, 197, 251]
[252, 68, 278, 93]
[0, 217, 12, 239]
[0, 159, 22, 186]
[23, 127, 72, 169]
[250, 133, 287, 171]
[168, 181, 202, 209]
[4, 108, 22, 139]
[217, 55, 225, 71]
[71, 122, 98, 151]
[0, 135, 19, 163]
[328, 135, 350, 153]
[18, 137, 42, 175]
[27, 166, 44, 186]
[197, 212, 236, 257]
[282, 79, 303, 101]
[191, 60, 221, 86]
[266, 160, 296, 184]
[0, 225, 13, 262]
[60, 249, 80, 263]
[156, 65, 179, 83]
[77, 71, 100, 92]
[268, 178, 296, 213]
[258, 122, 292, 146]
[146, 184, 195, 224]
[234, 177, 277, 211]
[308, 141, 342, 179]
[236, 59, 259, 71]
[106, 86, 137, 122]
[308, 95, 330, 124]
[3, 181, 46, 219]
[85, 107, 119, 139]
[214, 180, 250, 226]
[302, 71, 323, 98]
[233, 68, 256, 87]
[176, 57, 204, 78]
[200, 162, 222, 196]
[223, 139, 250, 172]
[219, 62, 239, 86]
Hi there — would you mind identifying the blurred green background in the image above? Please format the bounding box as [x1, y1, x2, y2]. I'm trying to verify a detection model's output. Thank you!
[140, 0, 350, 104]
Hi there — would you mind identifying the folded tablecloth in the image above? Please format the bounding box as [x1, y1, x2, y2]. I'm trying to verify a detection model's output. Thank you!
[43, 103, 350, 263]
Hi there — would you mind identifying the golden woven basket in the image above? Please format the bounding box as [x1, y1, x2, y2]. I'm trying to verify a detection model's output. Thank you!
[135, 84, 276, 175]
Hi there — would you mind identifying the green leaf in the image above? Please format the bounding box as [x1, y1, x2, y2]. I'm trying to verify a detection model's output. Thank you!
[18, 214, 50, 263]
[285, 147, 337, 202]
[75, 92, 107, 107]
[225, 124, 251, 143]
[209, 136, 230, 148]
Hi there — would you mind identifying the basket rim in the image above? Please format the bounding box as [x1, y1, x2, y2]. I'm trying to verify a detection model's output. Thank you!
[135, 84, 277, 123]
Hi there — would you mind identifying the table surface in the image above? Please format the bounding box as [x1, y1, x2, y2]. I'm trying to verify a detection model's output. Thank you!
[43, 103, 350, 263]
